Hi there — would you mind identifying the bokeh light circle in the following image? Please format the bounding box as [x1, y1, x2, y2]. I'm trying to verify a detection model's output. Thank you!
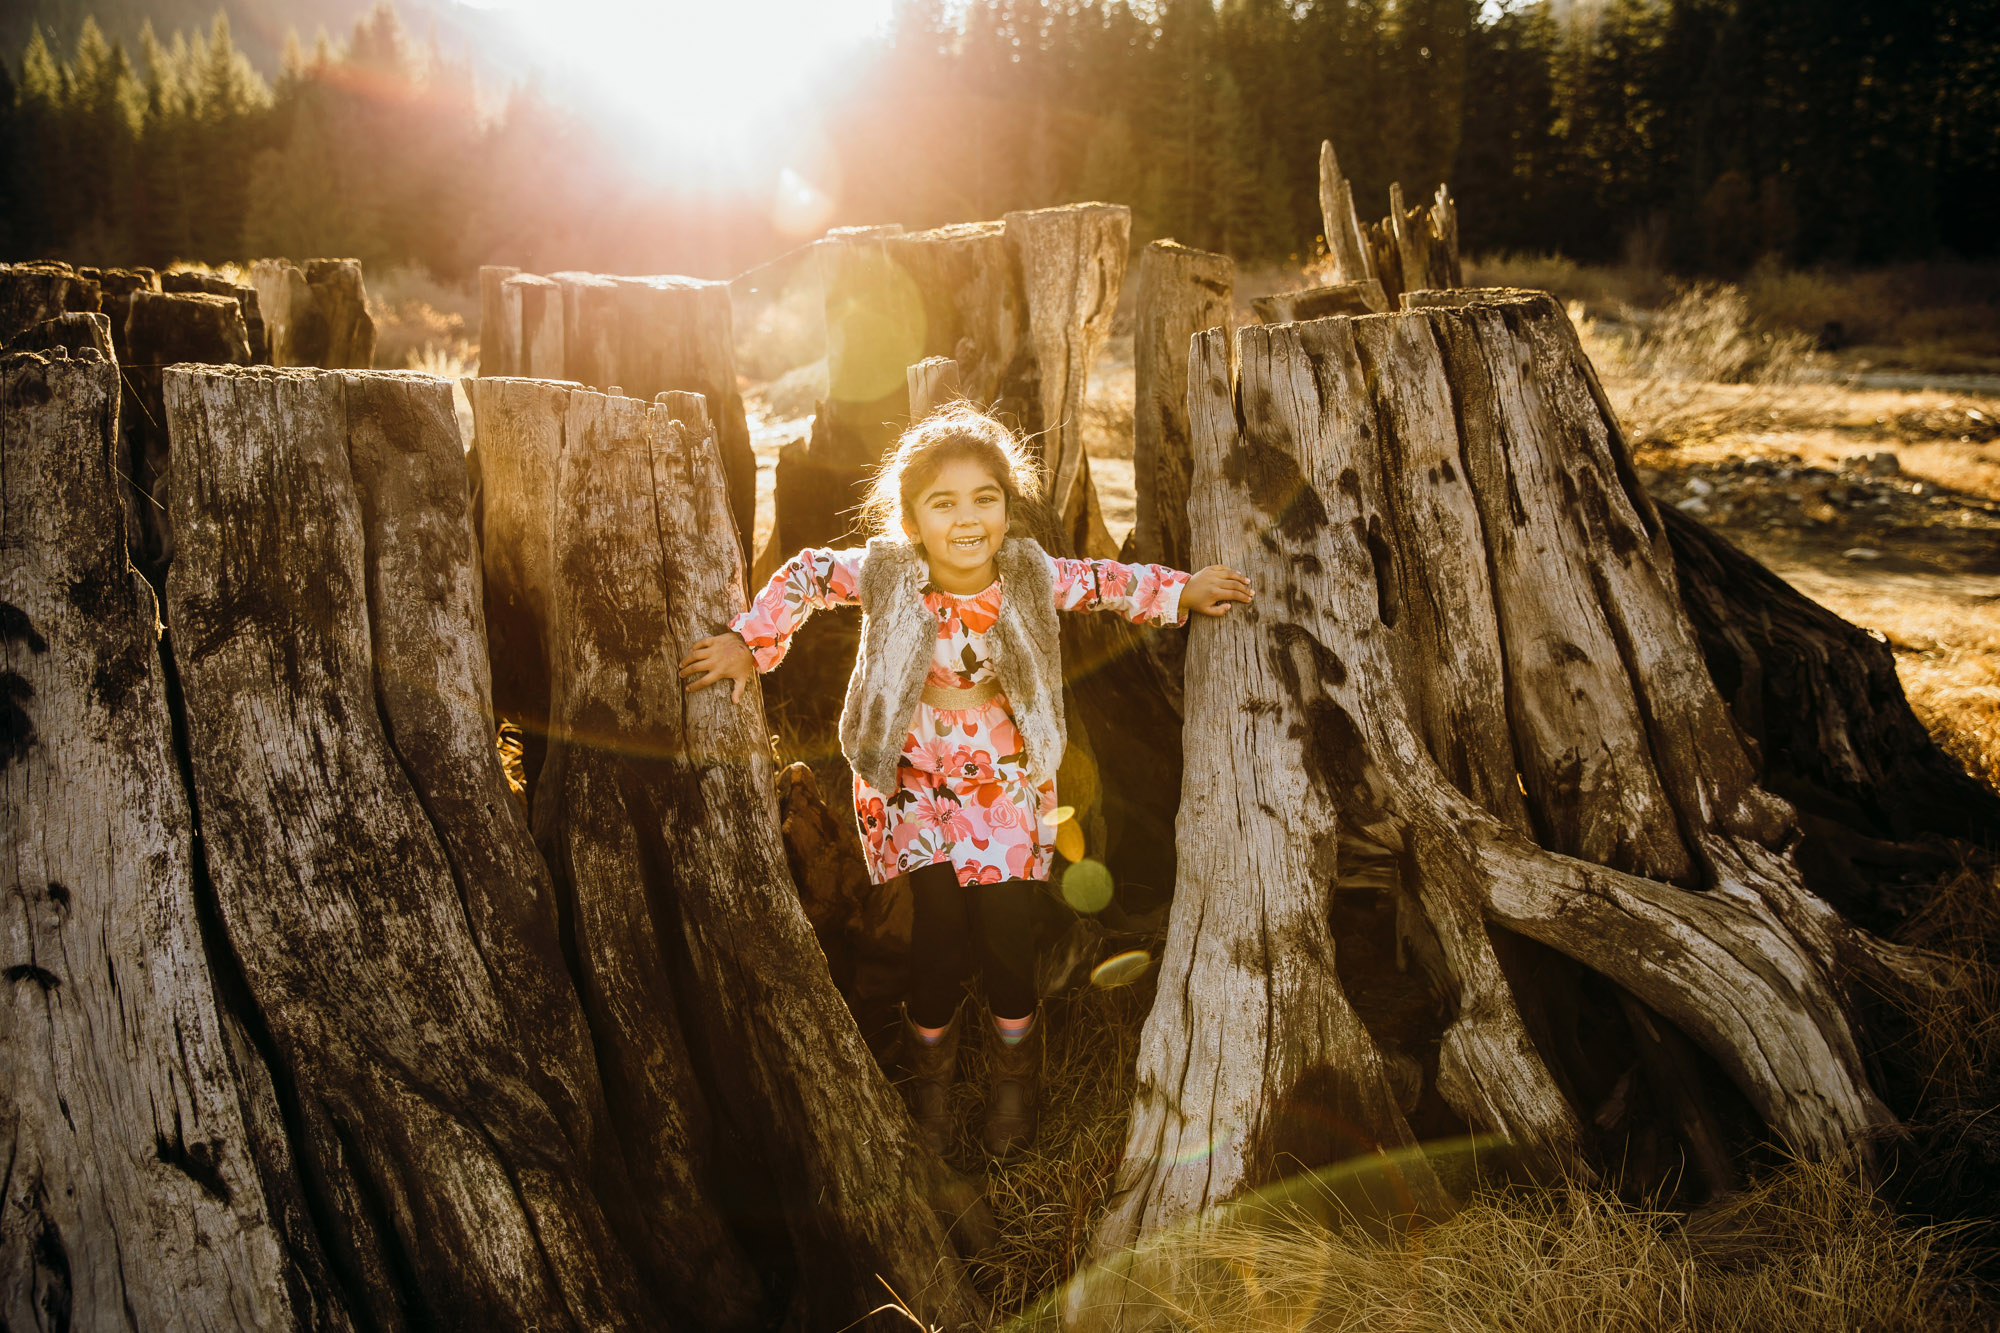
[1061, 857, 1114, 914]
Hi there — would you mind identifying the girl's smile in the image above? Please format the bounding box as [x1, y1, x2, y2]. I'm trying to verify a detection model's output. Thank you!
[904, 457, 1010, 594]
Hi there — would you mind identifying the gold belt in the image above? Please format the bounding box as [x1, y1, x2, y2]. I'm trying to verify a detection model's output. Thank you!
[920, 679, 1003, 710]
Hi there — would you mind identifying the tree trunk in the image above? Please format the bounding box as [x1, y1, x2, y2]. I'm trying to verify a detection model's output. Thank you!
[2, 348, 346, 1332]
[251, 260, 376, 369]
[533, 384, 990, 1329]
[1316, 141, 1376, 287]
[163, 365, 663, 1332]
[1092, 293, 1912, 1285]
[123, 291, 255, 579]
[0, 261, 100, 342]
[1004, 203, 1129, 560]
[1128, 240, 1233, 575]
[1657, 502, 2000, 861]
[479, 265, 521, 376]
[1250, 280, 1388, 326]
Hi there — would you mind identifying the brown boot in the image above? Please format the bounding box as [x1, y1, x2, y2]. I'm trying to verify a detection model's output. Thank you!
[901, 1005, 961, 1155]
[982, 1011, 1043, 1162]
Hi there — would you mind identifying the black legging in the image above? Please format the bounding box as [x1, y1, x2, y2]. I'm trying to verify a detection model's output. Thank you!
[907, 862, 1038, 1026]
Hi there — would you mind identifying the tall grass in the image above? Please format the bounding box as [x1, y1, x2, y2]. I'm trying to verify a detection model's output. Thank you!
[1009, 1155, 1987, 1333]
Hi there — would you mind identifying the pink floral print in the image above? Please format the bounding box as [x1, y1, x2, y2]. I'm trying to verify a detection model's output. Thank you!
[731, 546, 1190, 886]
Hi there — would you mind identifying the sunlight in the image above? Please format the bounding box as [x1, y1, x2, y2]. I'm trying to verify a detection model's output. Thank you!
[478, 0, 892, 210]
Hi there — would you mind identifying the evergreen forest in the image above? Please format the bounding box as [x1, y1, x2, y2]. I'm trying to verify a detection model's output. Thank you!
[2, 0, 1996, 281]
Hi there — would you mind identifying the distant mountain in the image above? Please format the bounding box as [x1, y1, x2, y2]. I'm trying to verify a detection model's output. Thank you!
[2, 0, 534, 84]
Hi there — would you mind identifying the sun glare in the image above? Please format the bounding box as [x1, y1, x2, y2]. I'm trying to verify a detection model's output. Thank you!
[484, 0, 892, 225]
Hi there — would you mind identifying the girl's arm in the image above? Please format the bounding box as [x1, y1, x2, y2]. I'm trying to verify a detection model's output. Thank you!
[728, 547, 865, 670]
[1049, 555, 1254, 626]
[680, 547, 862, 700]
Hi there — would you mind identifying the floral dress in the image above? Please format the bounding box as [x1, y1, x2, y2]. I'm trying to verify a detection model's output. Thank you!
[732, 548, 1190, 887]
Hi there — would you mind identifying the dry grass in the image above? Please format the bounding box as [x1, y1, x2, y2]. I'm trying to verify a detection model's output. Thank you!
[368, 263, 480, 373]
[1003, 1155, 1989, 1333]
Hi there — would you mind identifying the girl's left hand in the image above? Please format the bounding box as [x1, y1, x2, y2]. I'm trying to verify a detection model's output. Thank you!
[1183, 565, 1255, 618]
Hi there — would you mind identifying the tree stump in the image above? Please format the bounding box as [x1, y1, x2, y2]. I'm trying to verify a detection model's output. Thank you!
[251, 259, 376, 369]
[0, 261, 100, 342]
[1129, 240, 1234, 574]
[907, 353, 965, 416]
[1251, 280, 1388, 326]
[2, 349, 342, 1332]
[5, 311, 114, 359]
[163, 271, 270, 364]
[1091, 294, 1913, 1279]
[530, 385, 989, 1329]
[123, 291, 255, 579]
[504, 273, 567, 380]
[1004, 203, 1129, 560]
[479, 265, 522, 376]
[164, 365, 663, 1331]
[88, 266, 158, 362]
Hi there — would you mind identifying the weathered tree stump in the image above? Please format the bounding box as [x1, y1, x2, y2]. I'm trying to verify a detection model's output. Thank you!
[5, 310, 114, 359]
[1, 349, 344, 1332]
[1091, 294, 1914, 1282]
[505, 273, 567, 379]
[528, 385, 989, 1328]
[0, 261, 100, 342]
[86, 266, 158, 362]
[164, 365, 662, 1331]
[163, 271, 269, 364]
[1005, 203, 1129, 560]
[907, 353, 965, 415]
[1251, 280, 1388, 326]
[251, 259, 376, 369]
[479, 265, 522, 376]
[123, 291, 256, 578]
[1129, 240, 1234, 575]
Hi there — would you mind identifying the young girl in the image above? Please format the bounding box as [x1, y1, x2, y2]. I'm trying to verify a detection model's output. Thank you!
[678, 404, 1253, 1160]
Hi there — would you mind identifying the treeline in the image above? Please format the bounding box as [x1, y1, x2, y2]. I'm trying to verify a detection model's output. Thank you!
[3, 0, 1996, 282]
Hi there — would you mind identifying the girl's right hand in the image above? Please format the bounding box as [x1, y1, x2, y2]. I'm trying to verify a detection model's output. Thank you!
[678, 631, 757, 703]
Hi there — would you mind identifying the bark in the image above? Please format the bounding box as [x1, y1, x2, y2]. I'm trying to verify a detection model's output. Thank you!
[251, 260, 376, 369]
[479, 265, 522, 377]
[1316, 141, 1376, 287]
[1658, 503, 2000, 855]
[1129, 240, 1233, 575]
[5, 311, 114, 359]
[1, 349, 344, 1332]
[1250, 280, 1388, 326]
[1004, 203, 1130, 560]
[1094, 295, 1908, 1280]
[123, 291, 255, 578]
[535, 385, 989, 1329]
[163, 271, 269, 364]
[0, 262, 100, 342]
[163, 365, 662, 1332]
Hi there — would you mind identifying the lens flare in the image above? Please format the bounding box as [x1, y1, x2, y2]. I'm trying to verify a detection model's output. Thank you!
[1089, 947, 1150, 987]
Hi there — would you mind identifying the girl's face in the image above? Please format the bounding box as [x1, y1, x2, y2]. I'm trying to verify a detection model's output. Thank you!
[903, 456, 1009, 592]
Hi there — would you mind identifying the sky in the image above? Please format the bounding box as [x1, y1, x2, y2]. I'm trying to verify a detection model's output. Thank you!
[472, 0, 898, 214]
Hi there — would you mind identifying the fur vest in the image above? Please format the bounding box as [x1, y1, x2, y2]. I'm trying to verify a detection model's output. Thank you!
[840, 535, 1066, 795]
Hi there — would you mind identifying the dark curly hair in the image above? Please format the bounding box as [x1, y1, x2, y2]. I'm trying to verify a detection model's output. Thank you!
[857, 402, 1051, 546]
